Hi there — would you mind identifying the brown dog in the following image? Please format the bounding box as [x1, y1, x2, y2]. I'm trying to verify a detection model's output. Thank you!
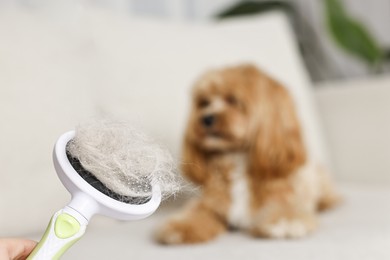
[156, 64, 339, 244]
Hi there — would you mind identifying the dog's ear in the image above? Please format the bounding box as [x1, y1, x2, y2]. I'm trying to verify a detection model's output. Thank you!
[248, 77, 307, 179]
[181, 134, 208, 185]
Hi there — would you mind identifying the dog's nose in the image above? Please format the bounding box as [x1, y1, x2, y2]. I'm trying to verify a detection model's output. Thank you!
[202, 115, 215, 127]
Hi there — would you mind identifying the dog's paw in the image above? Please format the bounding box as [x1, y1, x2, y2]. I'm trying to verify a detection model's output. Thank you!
[155, 220, 216, 245]
[155, 214, 226, 245]
[265, 218, 316, 238]
[251, 214, 317, 239]
[155, 221, 186, 244]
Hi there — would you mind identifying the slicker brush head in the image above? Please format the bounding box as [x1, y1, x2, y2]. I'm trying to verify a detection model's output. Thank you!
[65, 120, 181, 205]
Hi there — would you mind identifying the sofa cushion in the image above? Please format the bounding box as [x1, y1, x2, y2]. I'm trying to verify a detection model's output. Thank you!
[33, 184, 390, 260]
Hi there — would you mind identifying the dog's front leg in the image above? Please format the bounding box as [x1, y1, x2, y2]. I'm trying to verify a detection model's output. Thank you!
[155, 199, 227, 244]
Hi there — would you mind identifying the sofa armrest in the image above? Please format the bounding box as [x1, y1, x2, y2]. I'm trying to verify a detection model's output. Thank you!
[314, 76, 390, 184]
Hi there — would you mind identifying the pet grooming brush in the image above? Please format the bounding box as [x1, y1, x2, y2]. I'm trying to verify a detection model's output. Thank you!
[27, 120, 180, 260]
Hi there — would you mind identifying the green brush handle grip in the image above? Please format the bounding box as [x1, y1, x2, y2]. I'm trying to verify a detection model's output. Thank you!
[27, 209, 87, 260]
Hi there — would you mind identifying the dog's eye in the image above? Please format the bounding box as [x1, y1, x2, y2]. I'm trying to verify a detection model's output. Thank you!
[197, 98, 210, 108]
[226, 95, 238, 106]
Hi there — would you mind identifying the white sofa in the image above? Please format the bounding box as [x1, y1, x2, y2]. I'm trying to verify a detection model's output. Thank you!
[58, 78, 390, 260]
[0, 5, 389, 260]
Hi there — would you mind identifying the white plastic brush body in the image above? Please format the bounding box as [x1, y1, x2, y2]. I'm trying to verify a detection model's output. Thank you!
[27, 121, 179, 260]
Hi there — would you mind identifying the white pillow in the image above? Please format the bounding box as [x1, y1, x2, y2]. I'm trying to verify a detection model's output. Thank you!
[0, 7, 327, 235]
[0, 9, 97, 235]
[89, 9, 328, 163]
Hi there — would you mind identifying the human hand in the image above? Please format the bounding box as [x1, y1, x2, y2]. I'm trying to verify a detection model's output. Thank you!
[0, 238, 36, 260]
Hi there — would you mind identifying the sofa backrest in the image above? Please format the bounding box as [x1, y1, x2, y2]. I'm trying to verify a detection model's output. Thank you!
[0, 6, 325, 235]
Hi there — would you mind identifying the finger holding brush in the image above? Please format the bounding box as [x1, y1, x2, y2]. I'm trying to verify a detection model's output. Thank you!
[0, 238, 36, 260]
[27, 120, 182, 260]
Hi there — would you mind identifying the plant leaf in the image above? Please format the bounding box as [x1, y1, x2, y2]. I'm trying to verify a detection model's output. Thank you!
[325, 0, 383, 64]
[216, 1, 293, 19]
[385, 49, 390, 61]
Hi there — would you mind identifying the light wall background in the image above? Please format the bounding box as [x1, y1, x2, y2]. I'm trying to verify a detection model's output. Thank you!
[129, 0, 390, 81]
[1, 0, 389, 81]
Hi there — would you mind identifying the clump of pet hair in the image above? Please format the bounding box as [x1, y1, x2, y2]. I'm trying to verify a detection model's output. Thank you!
[66, 119, 182, 201]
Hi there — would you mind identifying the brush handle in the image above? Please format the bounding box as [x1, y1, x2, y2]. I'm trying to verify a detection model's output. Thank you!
[27, 208, 87, 260]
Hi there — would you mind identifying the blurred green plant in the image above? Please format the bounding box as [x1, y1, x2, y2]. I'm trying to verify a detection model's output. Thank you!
[217, 1, 292, 18]
[325, 0, 384, 68]
[217, 0, 390, 74]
